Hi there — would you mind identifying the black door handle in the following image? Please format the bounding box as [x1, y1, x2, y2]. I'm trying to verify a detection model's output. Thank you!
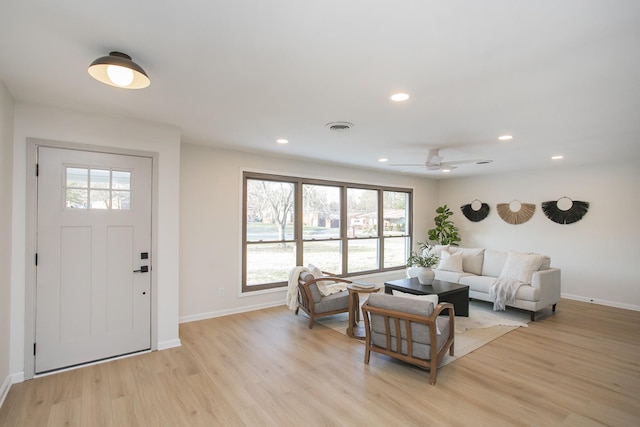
[133, 266, 149, 273]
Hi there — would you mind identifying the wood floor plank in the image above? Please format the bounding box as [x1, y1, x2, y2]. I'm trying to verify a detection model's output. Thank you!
[1, 298, 639, 426]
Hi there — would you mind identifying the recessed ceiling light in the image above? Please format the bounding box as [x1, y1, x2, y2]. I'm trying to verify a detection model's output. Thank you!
[390, 93, 410, 102]
[378, 158, 388, 162]
[276, 139, 288, 144]
[442, 169, 451, 173]
[551, 155, 564, 160]
[498, 135, 513, 141]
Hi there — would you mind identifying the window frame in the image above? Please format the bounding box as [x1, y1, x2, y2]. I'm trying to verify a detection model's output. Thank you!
[242, 171, 413, 293]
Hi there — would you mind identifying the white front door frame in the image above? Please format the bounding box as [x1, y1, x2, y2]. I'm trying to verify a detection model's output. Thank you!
[24, 138, 160, 379]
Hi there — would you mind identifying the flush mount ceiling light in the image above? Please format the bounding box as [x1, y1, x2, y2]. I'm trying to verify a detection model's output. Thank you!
[88, 51, 150, 89]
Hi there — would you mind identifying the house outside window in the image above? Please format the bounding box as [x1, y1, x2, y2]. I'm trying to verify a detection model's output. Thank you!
[242, 172, 412, 292]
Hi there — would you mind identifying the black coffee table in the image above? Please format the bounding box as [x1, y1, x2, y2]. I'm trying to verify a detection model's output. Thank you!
[384, 278, 469, 317]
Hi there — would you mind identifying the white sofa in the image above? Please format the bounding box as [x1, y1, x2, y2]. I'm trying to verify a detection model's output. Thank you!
[432, 246, 561, 321]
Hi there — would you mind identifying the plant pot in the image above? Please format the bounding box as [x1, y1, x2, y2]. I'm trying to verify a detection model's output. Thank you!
[408, 267, 435, 285]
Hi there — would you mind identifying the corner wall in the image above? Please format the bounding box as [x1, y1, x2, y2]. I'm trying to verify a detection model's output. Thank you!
[0, 82, 15, 404]
[178, 143, 439, 321]
[438, 163, 640, 309]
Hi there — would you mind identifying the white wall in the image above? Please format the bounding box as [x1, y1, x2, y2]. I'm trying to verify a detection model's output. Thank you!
[438, 163, 640, 309]
[10, 103, 182, 381]
[0, 82, 15, 404]
[179, 143, 439, 321]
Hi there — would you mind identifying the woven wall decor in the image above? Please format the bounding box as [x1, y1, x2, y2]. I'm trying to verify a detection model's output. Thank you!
[542, 197, 590, 224]
[497, 201, 536, 225]
[461, 199, 490, 222]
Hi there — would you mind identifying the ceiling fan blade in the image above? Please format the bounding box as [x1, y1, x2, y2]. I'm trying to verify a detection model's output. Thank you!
[441, 159, 490, 166]
[388, 163, 425, 167]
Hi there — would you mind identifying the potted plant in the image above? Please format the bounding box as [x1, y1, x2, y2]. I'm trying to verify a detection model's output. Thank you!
[428, 205, 461, 246]
[406, 241, 439, 284]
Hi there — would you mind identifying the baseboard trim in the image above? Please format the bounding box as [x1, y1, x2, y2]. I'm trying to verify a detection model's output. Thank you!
[0, 375, 11, 410]
[157, 339, 182, 350]
[179, 300, 283, 324]
[562, 293, 640, 312]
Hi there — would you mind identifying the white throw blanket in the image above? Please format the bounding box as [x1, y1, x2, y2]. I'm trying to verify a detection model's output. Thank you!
[286, 266, 308, 311]
[489, 278, 524, 311]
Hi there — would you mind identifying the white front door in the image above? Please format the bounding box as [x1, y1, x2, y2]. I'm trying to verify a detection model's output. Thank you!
[35, 146, 152, 373]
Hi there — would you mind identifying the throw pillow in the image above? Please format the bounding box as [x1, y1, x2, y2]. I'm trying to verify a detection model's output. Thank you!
[307, 263, 339, 296]
[436, 250, 463, 272]
[390, 291, 440, 335]
[432, 244, 450, 258]
[499, 251, 544, 284]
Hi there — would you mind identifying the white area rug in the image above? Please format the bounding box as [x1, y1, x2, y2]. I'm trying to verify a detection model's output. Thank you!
[316, 299, 531, 366]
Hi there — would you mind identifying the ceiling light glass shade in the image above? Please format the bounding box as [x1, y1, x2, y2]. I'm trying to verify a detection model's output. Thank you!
[88, 51, 150, 89]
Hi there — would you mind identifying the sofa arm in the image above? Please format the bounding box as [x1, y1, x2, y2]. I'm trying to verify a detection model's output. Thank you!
[531, 268, 561, 305]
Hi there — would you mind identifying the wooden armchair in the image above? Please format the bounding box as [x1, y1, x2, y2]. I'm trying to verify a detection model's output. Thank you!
[294, 270, 351, 329]
[361, 293, 455, 385]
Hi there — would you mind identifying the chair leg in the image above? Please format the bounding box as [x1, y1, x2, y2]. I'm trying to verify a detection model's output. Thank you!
[308, 314, 315, 329]
[552, 303, 557, 312]
[364, 348, 370, 364]
[295, 307, 299, 315]
[429, 368, 437, 385]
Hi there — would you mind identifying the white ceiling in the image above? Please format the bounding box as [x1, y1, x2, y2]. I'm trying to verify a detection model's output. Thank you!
[1, 0, 639, 178]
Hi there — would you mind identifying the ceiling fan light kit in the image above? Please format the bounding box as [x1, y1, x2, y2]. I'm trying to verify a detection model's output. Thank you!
[88, 51, 150, 89]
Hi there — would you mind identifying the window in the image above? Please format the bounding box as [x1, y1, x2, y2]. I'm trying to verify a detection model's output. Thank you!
[242, 172, 412, 292]
[65, 167, 131, 210]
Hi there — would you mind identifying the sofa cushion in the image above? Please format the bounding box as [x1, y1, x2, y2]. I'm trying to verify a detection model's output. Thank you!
[448, 247, 485, 275]
[499, 251, 545, 284]
[434, 270, 475, 283]
[459, 275, 541, 301]
[459, 275, 497, 293]
[436, 250, 463, 272]
[482, 250, 509, 277]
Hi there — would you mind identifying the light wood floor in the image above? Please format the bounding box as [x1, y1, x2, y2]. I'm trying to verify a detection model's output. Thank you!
[1, 298, 639, 426]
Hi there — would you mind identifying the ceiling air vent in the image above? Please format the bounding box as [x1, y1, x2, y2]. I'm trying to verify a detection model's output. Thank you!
[326, 121, 354, 132]
[475, 160, 493, 165]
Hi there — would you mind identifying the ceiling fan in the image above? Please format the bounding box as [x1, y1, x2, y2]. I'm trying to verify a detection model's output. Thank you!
[388, 148, 493, 172]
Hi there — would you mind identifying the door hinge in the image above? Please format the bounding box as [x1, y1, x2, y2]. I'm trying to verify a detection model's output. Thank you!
[36, 163, 39, 177]
[33, 343, 36, 356]
[35, 253, 38, 266]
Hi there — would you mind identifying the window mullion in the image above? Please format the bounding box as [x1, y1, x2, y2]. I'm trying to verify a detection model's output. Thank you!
[294, 180, 304, 266]
[340, 185, 347, 275]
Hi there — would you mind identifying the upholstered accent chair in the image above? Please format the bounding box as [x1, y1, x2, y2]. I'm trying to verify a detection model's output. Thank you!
[294, 269, 352, 329]
[361, 293, 455, 385]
